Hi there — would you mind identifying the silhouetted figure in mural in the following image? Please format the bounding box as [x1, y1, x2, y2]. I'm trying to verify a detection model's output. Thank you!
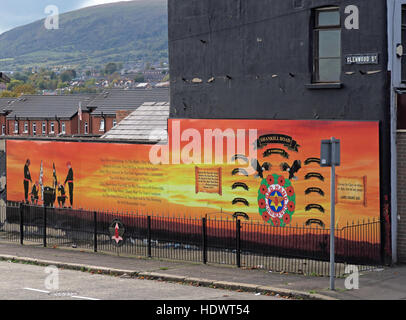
[57, 184, 67, 208]
[23, 159, 32, 204]
[30, 182, 39, 205]
[64, 161, 74, 208]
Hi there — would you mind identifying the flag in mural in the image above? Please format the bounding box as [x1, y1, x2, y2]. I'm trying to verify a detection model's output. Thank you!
[39, 160, 43, 201]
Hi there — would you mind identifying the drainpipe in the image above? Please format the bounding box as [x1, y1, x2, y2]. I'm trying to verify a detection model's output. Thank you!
[388, 0, 398, 264]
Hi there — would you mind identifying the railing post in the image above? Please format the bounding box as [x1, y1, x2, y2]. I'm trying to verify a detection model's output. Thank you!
[147, 216, 152, 258]
[43, 205, 47, 248]
[236, 219, 241, 268]
[202, 217, 207, 264]
[19, 203, 24, 245]
[94, 211, 97, 252]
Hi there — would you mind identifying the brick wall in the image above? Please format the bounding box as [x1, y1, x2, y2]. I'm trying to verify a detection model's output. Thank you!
[116, 110, 132, 124]
[5, 119, 75, 136]
[91, 115, 115, 135]
[397, 131, 406, 262]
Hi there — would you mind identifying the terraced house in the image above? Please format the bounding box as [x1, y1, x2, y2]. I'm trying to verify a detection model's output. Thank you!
[0, 88, 170, 137]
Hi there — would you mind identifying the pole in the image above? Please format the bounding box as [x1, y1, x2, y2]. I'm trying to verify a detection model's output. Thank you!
[236, 219, 241, 268]
[330, 137, 336, 290]
[94, 211, 97, 252]
[43, 205, 47, 248]
[20, 203, 24, 245]
[202, 217, 207, 264]
[147, 216, 152, 258]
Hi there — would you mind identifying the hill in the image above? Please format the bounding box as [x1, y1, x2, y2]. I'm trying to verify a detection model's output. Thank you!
[0, 0, 168, 70]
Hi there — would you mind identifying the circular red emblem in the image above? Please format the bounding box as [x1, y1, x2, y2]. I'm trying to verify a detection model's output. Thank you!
[258, 174, 296, 227]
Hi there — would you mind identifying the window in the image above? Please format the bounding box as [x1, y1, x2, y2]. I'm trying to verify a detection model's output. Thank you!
[42, 122, 46, 135]
[402, 5, 406, 82]
[84, 122, 88, 134]
[99, 118, 105, 132]
[24, 122, 28, 133]
[32, 123, 36, 136]
[113, 119, 117, 127]
[50, 122, 55, 134]
[61, 122, 66, 134]
[313, 7, 341, 83]
[1, 125, 5, 136]
[14, 121, 18, 134]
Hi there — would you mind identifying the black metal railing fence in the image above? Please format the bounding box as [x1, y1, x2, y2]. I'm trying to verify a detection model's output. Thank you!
[0, 202, 382, 277]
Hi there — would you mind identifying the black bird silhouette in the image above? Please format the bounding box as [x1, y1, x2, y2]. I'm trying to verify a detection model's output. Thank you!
[251, 159, 271, 179]
[231, 154, 249, 163]
[280, 160, 302, 180]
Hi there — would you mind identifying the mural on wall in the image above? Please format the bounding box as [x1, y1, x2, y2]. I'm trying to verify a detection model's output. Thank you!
[6, 119, 380, 231]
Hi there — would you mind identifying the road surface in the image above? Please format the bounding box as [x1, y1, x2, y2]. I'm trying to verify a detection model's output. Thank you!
[0, 260, 284, 300]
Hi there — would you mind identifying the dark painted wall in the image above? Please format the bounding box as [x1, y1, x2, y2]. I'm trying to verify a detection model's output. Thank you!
[169, 0, 388, 120]
[168, 0, 391, 261]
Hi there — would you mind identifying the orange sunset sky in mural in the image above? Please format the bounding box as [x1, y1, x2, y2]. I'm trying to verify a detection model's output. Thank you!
[6, 119, 380, 230]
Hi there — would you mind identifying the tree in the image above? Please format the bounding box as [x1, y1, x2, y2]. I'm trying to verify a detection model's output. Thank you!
[104, 62, 118, 75]
[134, 73, 145, 83]
[13, 72, 28, 82]
[14, 84, 37, 96]
[60, 69, 76, 83]
[0, 90, 17, 98]
[162, 74, 170, 82]
[7, 80, 24, 91]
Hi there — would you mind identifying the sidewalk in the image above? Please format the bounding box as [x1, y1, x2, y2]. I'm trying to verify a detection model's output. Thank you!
[0, 242, 404, 300]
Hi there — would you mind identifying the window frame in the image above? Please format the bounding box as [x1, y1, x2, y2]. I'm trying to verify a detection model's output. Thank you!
[24, 122, 28, 133]
[61, 122, 66, 134]
[50, 122, 55, 134]
[99, 118, 105, 132]
[312, 6, 342, 84]
[14, 121, 18, 134]
[32, 123, 36, 136]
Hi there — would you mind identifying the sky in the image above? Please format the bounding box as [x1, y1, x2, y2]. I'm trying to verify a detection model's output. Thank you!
[0, 0, 134, 35]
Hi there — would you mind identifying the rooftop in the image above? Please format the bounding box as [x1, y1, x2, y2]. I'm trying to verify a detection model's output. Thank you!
[101, 101, 170, 142]
[0, 98, 17, 113]
[0, 73, 10, 83]
[88, 88, 170, 116]
[6, 95, 96, 120]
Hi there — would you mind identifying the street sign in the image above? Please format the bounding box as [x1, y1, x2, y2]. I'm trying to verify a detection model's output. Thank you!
[320, 139, 340, 167]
